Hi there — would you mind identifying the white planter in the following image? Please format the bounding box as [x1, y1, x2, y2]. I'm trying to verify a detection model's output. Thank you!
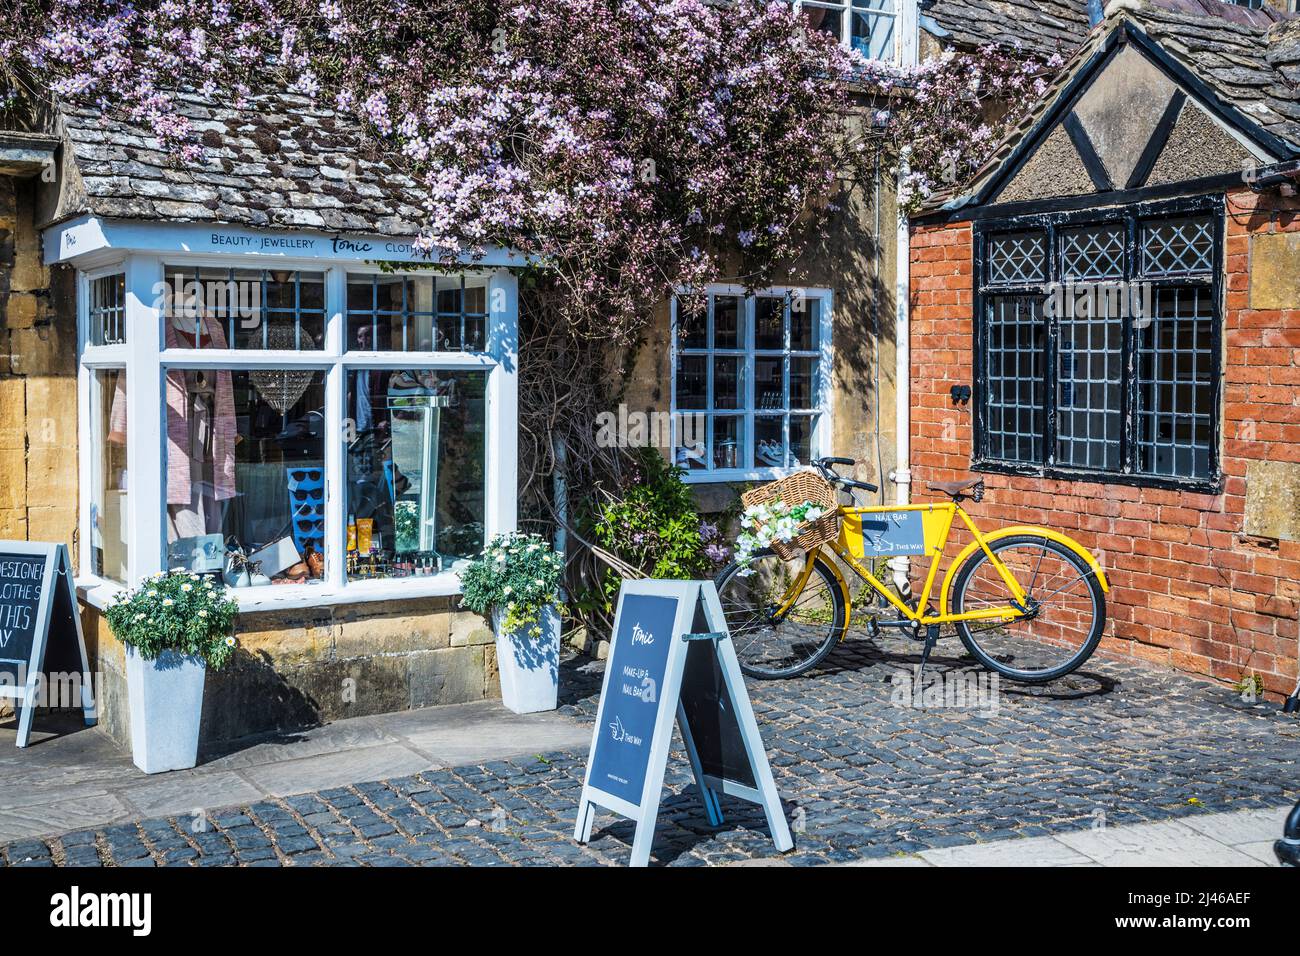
[492, 604, 561, 714]
[125, 646, 207, 774]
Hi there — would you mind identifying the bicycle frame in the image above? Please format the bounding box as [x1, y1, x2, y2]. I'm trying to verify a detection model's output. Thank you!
[776, 502, 1037, 629]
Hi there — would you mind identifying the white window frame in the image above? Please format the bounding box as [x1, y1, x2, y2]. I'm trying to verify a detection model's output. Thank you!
[670, 284, 833, 485]
[793, 0, 898, 62]
[74, 251, 519, 612]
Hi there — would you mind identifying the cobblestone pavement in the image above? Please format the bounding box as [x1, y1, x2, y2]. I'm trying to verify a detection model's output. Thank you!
[4, 634, 1298, 867]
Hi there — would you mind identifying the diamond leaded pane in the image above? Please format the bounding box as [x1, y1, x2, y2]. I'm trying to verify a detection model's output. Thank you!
[1060, 224, 1125, 280]
[987, 231, 1046, 284]
[1141, 216, 1214, 276]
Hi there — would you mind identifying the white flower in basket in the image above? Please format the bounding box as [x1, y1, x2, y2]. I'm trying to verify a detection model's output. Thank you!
[733, 496, 829, 572]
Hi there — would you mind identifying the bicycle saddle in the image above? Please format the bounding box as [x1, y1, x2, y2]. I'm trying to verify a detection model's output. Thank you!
[927, 477, 985, 499]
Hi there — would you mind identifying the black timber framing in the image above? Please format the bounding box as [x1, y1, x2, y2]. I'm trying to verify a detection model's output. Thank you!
[915, 19, 1299, 228]
[1125, 90, 1187, 191]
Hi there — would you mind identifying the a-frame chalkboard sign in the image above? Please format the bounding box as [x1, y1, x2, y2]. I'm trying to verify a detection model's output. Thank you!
[574, 579, 793, 866]
[0, 542, 96, 747]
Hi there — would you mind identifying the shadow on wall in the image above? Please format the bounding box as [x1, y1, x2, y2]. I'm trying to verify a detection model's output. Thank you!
[197, 649, 323, 752]
[790, 176, 897, 486]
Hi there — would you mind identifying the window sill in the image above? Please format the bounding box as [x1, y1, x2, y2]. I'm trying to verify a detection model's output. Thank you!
[971, 459, 1222, 495]
[679, 466, 802, 485]
[76, 571, 465, 614]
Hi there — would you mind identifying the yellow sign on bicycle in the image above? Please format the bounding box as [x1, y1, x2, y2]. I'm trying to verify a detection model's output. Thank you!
[839, 507, 950, 559]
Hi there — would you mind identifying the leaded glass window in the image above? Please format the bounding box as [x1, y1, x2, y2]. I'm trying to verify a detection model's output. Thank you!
[976, 201, 1221, 485]
[985, 296, 1045, 464]
[987, 231, 1047, 284]
[1137, 288, 1215, 480]
[1060, 224, 1125, 281]
[1141, 216, 1214, 277]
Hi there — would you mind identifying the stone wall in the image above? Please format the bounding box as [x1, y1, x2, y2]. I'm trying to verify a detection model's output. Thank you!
[0, 173, 78, 721]
[83, 598, 500, 752]
[0, 175, 78, 552]
[908, 187, 1300, 697]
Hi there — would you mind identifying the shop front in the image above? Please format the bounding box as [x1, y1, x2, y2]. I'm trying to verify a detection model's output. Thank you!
[45, 214, 522, 748]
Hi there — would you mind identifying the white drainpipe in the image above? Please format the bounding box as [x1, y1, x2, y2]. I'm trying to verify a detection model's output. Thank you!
[889, 0, 919, 595]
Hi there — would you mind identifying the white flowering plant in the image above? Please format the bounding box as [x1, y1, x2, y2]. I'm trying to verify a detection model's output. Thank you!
[733, 498, 828, 569]
[459, 532, 563, 639]
[104, 571, 240, 669]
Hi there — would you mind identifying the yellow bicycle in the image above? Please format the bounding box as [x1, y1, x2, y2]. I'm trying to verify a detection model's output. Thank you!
[715, 457, 1110, 683]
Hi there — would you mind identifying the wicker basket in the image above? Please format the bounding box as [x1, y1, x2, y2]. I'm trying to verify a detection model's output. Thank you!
[741, 470, 839, 561]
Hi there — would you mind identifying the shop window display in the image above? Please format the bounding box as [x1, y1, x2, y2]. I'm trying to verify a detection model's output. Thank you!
[154, 363, 327, 586]
[80, 256, 511, 602]
[346, 369, 487, 579]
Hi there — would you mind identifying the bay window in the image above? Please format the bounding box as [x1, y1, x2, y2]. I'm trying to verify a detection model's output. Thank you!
[75, 250, 518, 609]
[671, 286, 832, 480]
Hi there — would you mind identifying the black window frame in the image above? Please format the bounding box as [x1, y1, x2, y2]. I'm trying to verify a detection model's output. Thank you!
[972, 194, 1224, 493]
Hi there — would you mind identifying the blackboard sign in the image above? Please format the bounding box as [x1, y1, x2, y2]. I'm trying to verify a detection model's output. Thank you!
[0, 542, 96, 747]
[574, 580, 792, 866]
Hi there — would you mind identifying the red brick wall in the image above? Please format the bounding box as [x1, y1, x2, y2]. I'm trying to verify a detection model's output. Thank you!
[909, 189, 1300, 696]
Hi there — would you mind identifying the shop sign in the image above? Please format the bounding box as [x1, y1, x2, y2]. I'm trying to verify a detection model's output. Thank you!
[574, 579, 792, 866]
[0, 542, 96, 747]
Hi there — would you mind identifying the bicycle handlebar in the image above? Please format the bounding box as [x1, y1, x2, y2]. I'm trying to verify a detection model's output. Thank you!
[812, 456, 879, 494]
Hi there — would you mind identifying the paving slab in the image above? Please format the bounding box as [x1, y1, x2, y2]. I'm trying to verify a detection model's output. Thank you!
[1177, 805, 1289, 845]
[394, 701, 592, 764]
[199, 718, 401, 771]
[0, 792, 132, 843]
[121, 771, 266, 819]
[239, 743, 435, 798]
[1236, 840, 1281, 865]
[1054, 819, 1266, 867]
[918, 833, 1094, 867]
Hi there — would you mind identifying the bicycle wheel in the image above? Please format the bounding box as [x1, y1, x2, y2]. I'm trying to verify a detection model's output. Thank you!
[950, 534, 1105, 683]
[714, 549, 846, 679]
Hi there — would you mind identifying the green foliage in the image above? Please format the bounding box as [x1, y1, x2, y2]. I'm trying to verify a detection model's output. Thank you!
[459, 532, 563, 638]
[589, 450, 732, 605]
[104, 571, 240, 669]
[1234, 674, 1264, 701]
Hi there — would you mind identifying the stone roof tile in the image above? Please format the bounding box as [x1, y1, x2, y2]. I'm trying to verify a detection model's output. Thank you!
[57, 87, 428, 236]
[921, 0, 1092, 58]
